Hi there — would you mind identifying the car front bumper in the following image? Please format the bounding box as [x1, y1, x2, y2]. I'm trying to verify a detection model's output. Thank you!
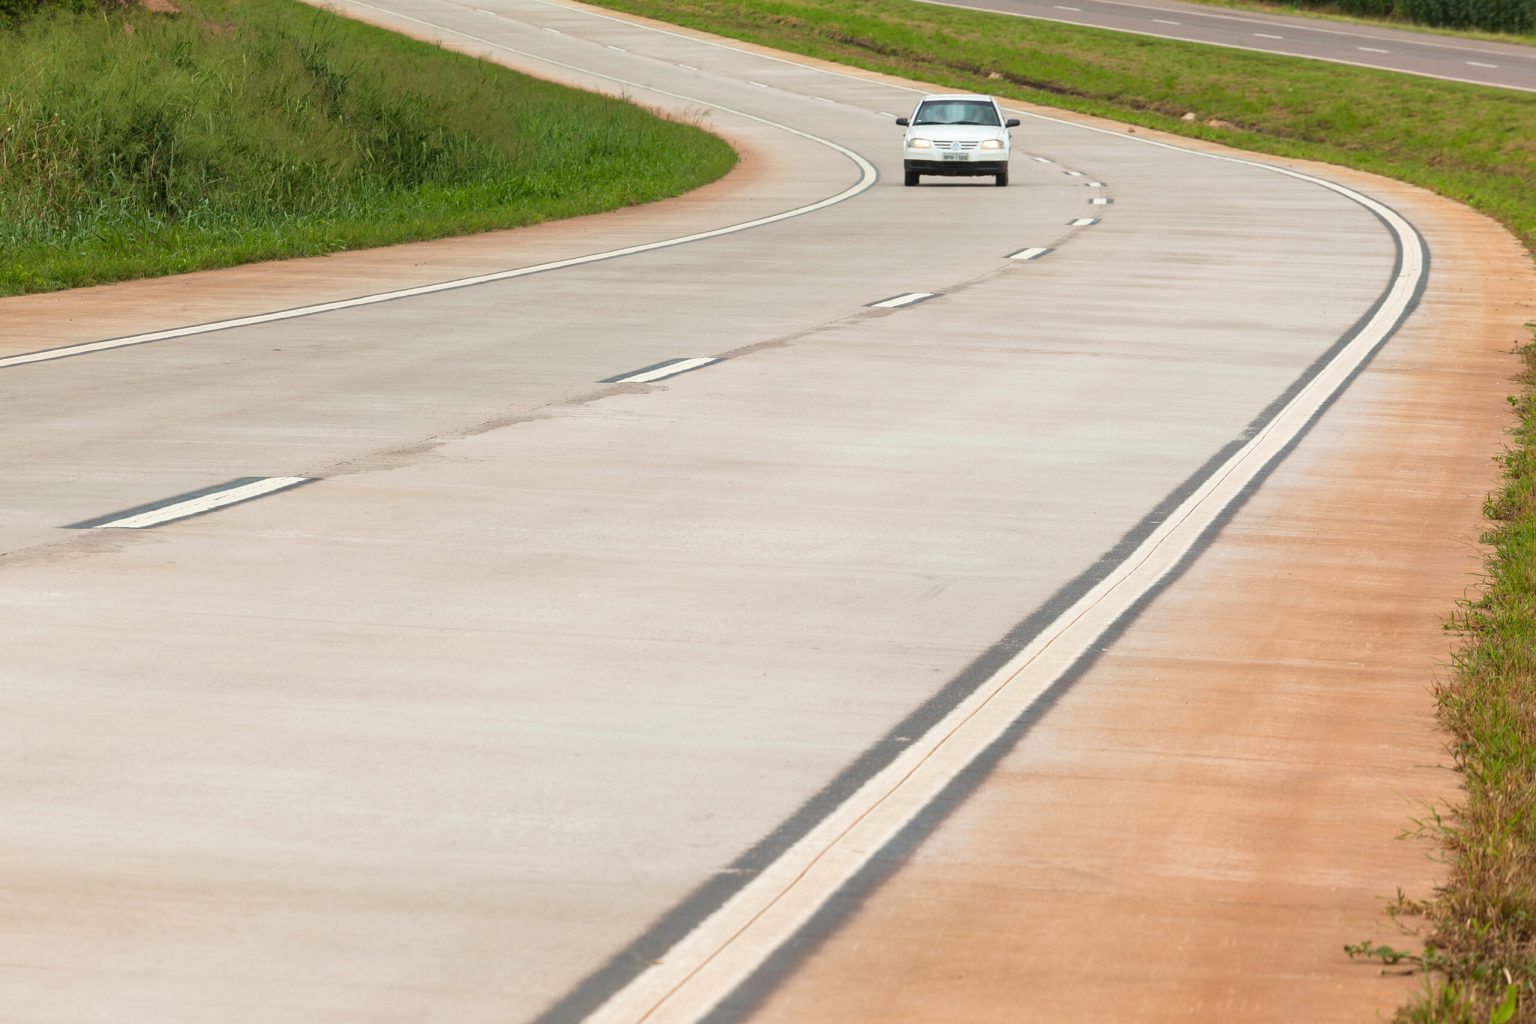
[904, 158, 1008, 176]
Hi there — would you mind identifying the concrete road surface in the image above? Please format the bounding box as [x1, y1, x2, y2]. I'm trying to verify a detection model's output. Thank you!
[0, 0, 1461, 1021]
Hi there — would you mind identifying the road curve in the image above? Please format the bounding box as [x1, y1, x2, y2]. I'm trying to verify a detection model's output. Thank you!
[0, 1, 1465, 1022]
[922, 0, 1536, 92]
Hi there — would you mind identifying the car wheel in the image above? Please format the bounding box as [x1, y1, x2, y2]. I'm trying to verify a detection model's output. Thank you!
[995, 169, 1009, 187]
[904, 170, 919, 187]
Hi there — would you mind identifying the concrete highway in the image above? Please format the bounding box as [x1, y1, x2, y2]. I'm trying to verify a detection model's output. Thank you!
[923, 0, 1536, 91]
[0, 0, 1474, 1021]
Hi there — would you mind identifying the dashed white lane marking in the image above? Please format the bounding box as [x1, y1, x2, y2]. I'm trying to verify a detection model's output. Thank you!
[1069, 217, 1099, 226]
[868, 292, 937, 308]
[71, 477, 313, 530]
[1090, 197, 1112, 205]
[1008, 247, 1053, 260]
[749, 80, 768, 87]
[1086, 180, 1106, 187]
[677, 62, 697, 70]
[542, 25, 561, 33]
[607, 44, 626, 51]
[877, 111, 897, 118]
[1152, 17, 1180, 24]
[1468, 60, 1499, 68]
[1255, 32, 1283, 39]
[610, 357, 720, 384]
[1063, 169, 1085, 176]
[1032, 156, 1053, 163]
[1358, 46, 1390, 53]
[0, 16, 879, 372]
[1054, 4, 1082, 9]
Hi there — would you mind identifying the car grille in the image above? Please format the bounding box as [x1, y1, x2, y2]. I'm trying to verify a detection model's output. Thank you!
[932, 141, 981, 151]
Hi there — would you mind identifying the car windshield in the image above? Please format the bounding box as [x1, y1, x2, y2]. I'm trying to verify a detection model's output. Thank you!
[911, 100, 1000, 126]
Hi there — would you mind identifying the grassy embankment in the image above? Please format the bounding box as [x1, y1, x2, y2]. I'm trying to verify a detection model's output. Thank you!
[571, 0, 1536, 1020]
[0, 0, 736, 295]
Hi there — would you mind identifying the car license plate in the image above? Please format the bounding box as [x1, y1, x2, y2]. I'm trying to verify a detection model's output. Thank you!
[942, 152, 968, 161]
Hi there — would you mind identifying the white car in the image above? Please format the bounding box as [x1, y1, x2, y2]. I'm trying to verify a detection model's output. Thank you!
[896, 94, 1020, 187]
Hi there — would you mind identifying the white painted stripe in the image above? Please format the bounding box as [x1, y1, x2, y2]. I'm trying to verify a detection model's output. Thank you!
[749, 80, 768, 87]
[607, 44, 626, 51]
[1358, 46, 1390, 53]
[614, 358, 718, 384]
[91, 478, 311, 529]
[1054, 5, 1082, 10]
[1008, 247, 1052, 261]
[542, 25, 561, 33]
[1255, 32, 1283, 39]
[1467, 60, 1499, 68]
[1086, 180, 1106, 187]
[1152, 17, 1180, 24]
[1063, 169, 1085, 176]
[1032, 156, 1053, 163]
[585, 165, 1427, 1024]
[877, 111, 897, 118]
[676, 62, 697, 70]
[868, 292, 936, 309]
[0, 16, 879, 372]
[1069, 217, 1099, 226]
[1089, 196, 1111, 204]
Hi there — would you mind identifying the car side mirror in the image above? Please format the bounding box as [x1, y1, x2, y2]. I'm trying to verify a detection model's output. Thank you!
[1005, 118, 1020, 127]
[895, 117, 909, 126]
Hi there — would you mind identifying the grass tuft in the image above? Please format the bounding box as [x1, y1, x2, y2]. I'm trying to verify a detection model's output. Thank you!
[0, 0, 736, 295]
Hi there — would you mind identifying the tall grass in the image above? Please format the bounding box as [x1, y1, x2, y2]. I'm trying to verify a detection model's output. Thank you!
[0, 0, 735, 294]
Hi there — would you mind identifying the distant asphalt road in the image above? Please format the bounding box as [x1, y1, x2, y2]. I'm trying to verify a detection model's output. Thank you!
[923, 0, 1536, 91]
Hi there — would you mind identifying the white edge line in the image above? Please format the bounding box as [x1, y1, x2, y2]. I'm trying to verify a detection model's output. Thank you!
[615, 357, 719, 383]
[591, 178, 1425, 1024]
[1007, 247, 1052, 260]
[1, 8, 879, 373]
[92, 477, 312, 529]
[1069, 217, 1099, 226]
[498, 3, 1435, 1018]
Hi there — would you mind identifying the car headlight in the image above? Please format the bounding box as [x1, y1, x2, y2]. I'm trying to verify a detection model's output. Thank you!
[908, 138, 933, 149]
[980, 139, 1004, 150]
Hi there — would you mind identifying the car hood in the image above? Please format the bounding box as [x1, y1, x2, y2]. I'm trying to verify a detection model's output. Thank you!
[904, 124, 1008, 142]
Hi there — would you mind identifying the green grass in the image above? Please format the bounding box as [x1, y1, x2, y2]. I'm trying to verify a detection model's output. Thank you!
[569, 0, 1536, 1020]
[0, 0, 736, 295]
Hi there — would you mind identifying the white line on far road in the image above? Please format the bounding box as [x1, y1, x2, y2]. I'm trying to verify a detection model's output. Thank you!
[1255, 32, 1283, 39]
[1069, 217, 1099, 226]
[613, 357, 719, 384]
[1054, 5, 1081, 10]
[1358, 46, 1390, 53]
[868, 292, 936, 308]
[1152, 17, 1180, 24]
[1467, 60, 1499, 68]
[79, 477, 313, 529]
[1008, 247, 1052, 260]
